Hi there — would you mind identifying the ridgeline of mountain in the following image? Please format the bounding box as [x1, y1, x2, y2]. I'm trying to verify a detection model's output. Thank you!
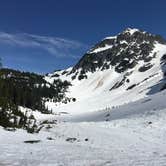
[63, 28, 166, 80]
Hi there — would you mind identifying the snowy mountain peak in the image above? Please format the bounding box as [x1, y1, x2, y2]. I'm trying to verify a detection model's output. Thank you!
[104, 28, 141, 40]
[66, 28, 166, 78]
[122, 27, 140, 35]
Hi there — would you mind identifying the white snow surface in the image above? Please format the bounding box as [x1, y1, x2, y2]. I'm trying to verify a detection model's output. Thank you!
[1, 90, 166, 165]
[89, 44, 113, 54]
[124, 28, 140, 35]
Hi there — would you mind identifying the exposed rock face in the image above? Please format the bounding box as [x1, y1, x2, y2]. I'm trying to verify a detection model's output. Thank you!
[70, 28, 166, 79]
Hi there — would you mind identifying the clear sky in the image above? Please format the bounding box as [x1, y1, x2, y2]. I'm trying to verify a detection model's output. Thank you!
[0, 0, 165, 74]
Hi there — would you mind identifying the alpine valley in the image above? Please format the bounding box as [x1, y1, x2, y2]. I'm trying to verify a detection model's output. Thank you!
[1, 28, 166, 166]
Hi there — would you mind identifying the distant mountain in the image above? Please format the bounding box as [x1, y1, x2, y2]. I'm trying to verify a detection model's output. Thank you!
[46, 28, 166, 114]
[72, 28, 165, 75]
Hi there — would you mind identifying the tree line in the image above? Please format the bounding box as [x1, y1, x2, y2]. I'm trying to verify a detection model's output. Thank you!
[0, 68, 71, 129]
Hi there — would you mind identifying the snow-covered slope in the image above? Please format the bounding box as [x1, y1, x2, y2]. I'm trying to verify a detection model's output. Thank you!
[45, 28, 166, 115]
[1, 89, 166, 166]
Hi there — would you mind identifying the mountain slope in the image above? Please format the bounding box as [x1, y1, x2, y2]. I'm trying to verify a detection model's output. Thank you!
[1, 89, 166, 166]
[45, 28, 166, 115]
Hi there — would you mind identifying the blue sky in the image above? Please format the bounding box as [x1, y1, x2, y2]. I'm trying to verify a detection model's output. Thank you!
[0, 0, 166, 74]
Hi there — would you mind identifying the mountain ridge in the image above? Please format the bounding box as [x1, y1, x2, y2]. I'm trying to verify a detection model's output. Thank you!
[48, 28, 166, 79]
[45, 28, 166, 115]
